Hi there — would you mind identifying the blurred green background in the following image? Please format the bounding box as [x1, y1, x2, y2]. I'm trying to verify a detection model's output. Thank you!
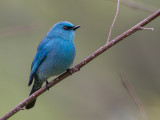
[0, 0, 160, 120]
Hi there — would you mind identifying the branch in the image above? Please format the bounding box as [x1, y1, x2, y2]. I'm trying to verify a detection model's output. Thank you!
[120, 74, 148, 120]
[107, 0, 120, 43]
[1, 8, 160, 120]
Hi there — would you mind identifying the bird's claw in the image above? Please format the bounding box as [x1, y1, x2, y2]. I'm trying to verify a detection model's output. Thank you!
[66, 67, 80, 75]
[46, 80, 50, 91]
[66, 69, 73, 75]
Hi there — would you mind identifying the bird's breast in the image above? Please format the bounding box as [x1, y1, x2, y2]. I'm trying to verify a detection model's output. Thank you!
[37, 41, 75, 80]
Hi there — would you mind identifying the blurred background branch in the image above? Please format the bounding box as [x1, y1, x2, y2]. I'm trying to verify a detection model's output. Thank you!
[113, 0, 158, 13]
[0, 22, 43, 38]
[120, 73, 148, 120]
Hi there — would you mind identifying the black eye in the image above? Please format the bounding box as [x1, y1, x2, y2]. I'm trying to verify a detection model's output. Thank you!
[62, 26, 72, 30]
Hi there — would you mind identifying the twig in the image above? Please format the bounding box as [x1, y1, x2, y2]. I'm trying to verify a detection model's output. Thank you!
[106, 0, 120, 43]
[0, 7, 160, 120]
[139, 27, 154, 31]
[120, 74, 148, 120]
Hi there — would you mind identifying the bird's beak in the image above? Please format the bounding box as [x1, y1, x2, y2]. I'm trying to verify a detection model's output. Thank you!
[72, 25, 80, 30]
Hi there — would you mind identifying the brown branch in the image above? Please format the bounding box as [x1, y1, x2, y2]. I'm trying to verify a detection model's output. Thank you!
[107, 0, 120, 43]
[1, 8, 160, 120]
[120, 74, 148, 120]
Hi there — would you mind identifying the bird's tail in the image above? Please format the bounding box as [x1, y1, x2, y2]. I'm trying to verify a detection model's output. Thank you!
[25, 80, 43, 109]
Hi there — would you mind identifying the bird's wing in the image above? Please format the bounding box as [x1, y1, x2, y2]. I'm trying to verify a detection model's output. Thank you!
[28, 48, 49, 86]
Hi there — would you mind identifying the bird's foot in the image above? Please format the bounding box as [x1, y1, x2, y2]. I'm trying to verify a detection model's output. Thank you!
[66, 67, 80, 75]
[46, 80, 50, 91]
[66, 69, 72, 75]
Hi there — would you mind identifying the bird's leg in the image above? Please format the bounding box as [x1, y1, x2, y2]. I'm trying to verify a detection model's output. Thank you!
[45, 80, 50, 91]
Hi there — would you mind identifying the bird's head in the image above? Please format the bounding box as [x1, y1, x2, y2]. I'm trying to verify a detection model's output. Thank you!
[47, 21, 80, 42]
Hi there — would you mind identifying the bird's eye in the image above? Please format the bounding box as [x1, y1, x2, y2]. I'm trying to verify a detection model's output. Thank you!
[62, 26, 72, 30]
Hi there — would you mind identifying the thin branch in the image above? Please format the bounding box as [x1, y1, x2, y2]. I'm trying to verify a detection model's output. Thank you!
[106, 0, 120, 43]
[139, 27, 154, 31]
[120, 74, 148, 120]
[1, 8, 160, 120]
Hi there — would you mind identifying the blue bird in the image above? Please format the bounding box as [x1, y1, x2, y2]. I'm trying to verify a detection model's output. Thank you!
[25, 21, 80, 109]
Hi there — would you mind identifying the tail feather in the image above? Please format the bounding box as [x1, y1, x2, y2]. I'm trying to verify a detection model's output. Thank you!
[25, 80, 43, 109]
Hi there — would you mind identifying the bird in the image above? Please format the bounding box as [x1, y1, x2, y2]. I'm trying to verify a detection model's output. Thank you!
[25, 21, 80, 109]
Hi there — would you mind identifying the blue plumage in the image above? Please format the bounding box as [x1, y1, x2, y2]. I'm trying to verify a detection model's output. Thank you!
[26, 21, 80, 109]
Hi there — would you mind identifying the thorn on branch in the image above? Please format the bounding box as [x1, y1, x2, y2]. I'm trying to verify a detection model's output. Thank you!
[139, 27, 154, 31]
